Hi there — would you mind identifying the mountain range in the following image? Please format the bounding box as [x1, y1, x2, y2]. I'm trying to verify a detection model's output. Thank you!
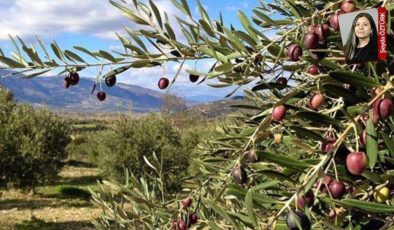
[0, 70, 170, 113]
[0, 70, 247, 114]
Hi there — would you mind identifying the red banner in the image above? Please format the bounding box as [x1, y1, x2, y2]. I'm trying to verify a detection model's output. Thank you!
[378, 7, 387, 60]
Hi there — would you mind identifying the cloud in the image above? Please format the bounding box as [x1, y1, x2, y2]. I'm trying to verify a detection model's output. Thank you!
[118, 62, 195, 91]
[116, 60, 240, 99]
[0, 0, 249, 100]
[0, 0, 121, 40]
[226, 2, 249, 11]
[0, 0, 182, 41]
[226, 5, 238, 11]
[109, 45, 123, 52]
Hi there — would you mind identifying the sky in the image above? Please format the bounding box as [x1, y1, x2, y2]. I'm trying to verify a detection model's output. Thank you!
[0, 0, 271, 102]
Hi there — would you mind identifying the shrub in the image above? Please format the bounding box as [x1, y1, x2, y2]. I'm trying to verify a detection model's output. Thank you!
[65, 133, 96, 163]
[91, 115, 190, 192]
[0, 87, 70, 190]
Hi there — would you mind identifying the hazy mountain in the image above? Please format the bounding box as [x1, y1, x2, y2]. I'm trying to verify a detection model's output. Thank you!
[186, 94, 225, 103]
[0, 70, 167, 113]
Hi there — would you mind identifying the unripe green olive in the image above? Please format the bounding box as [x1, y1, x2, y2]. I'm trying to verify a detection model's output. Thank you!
[374, 186, 391, 203]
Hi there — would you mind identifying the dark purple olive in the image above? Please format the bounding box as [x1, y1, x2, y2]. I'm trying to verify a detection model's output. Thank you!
[297, 190, 315, 209]
[182, 197, 192, 209]
[346, 151, 367, 176]
[64, 76, 71, 89]
[310, 42, 327, 60]
[321, 137, 335, 153]
[231, 166, 247, 184]
[272, 105, 286, 122]
[304, 33, 319, 49]
[287, 44, 303, 61]
[189, 74, 199, 83]
[307, 25, 317, 34]
[97, 91, 106, 102]
[315, 24, 330, 41]
[69, 72, 80, 86]
[105, 75, 117, 87]
[329, 11, 341, 31]
[158, 77, 169, 90]
[188, 213, 198, 225]
[177, 220, 187, 230]
[286, 211, 311, 230]
[360, 129, 367, 146]
[372, 113, 380, 125]
[235, 58, 244, 64]
[247, 149, 258, 163]
[310, 50, 326, 60]
[328, 180, 346, 198]
[307, 65, 319, 75]
[276, 77, 288, 85]
[373, 99, 393, 120]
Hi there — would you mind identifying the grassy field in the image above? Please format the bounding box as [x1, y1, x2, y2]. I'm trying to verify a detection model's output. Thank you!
[0, 162, 102, 230]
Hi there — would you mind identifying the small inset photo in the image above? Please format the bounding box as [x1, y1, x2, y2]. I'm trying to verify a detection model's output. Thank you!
[338, 8, 387, 64]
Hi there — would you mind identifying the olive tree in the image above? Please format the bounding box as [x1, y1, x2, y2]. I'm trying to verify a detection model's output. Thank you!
[1, 0, 394, 229]
[89, 115, 191, 192]
[0, 87, 70, 191]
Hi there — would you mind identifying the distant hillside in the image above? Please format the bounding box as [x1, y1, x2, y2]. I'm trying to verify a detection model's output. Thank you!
[181, 96, 253, 119]
[0, 70, 167, 113]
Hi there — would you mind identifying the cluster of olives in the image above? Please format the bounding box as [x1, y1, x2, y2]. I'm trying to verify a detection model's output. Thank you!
[96, 75, 118, 101]
[95, 75, 117, 102]
[288, 171, 392, 229]
[286, 0, 357, 65]
[64, 71, 118, 102]
[172, 197, 198, 230]
[64, 72, 80, 89]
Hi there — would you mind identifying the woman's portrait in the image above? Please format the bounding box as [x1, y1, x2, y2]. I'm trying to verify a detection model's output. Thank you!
[343, 12, 378, 64]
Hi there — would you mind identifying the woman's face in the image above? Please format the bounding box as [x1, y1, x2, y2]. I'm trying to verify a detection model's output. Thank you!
[354, 16, 372, 39]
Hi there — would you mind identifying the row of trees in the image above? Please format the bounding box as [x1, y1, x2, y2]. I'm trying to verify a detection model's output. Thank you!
[0, 84, 213, 198]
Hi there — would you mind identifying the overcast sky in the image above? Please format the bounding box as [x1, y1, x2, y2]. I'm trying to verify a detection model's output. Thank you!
[0, 0, 269, 101]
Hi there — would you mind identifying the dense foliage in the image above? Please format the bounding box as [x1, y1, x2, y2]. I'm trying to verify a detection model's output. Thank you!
[95, 116, 190, 192]
[88, 0, 394, 229]
[0, 87, 70, 190]
[67, 115, 215, 192]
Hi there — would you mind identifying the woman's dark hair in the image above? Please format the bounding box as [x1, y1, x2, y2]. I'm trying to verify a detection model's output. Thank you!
[344, 12, 378, 60]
